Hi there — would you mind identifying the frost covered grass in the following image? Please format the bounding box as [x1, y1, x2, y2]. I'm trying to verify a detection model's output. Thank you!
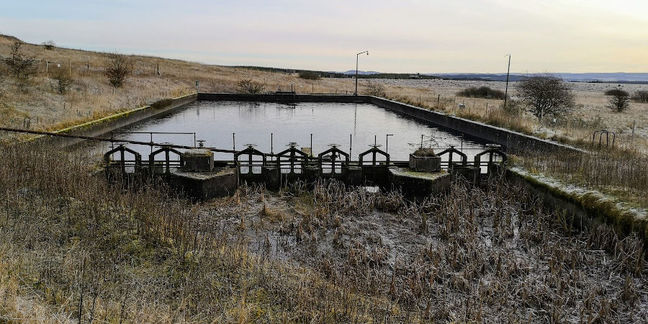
[2, 143, 646, 322]
[0, 144, 396, 322]
[203, 179, 648, 322]
[517, 147, 648, 208]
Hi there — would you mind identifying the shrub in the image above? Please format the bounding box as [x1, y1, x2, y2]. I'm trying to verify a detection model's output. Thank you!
[457, 86, 506, 100]
[52, 69, 73, 94]
[298, 71, 320, 80]
[3, 41, 37, 90]
[365, 81, 386, 97]
[605, 88, 630, 112]
[42, 40, 56, 50]
[502, 98, 523, 116]
[104, 54, 132, 88]
[518, 76, 574, 122]
[237, 79, 265, 94]
[631, 90, 648, 103]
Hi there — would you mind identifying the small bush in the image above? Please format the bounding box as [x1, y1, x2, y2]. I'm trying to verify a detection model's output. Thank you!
[502, 99, 523, 116]
[457, 86, 506, 100]
[605, 88, 630, 112]
[105, 54, 132, 88]
[237, 79, 265, 94]
[631, 90, 648, 103]
[42, 40, 56, 50]
[52, 69, 73, 94]
[298, 71, 320, 80]
[365, 81, 386, 97]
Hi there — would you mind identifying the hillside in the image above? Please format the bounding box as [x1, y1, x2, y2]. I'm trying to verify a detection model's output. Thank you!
[2, 34, 648, 155]
[0, 35, 359, 132]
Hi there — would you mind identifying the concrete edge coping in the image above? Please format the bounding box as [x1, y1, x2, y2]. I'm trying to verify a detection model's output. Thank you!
[26, 92, 197, 142]
[196, 93, 587, 154]
[509, 166, 647, 237]
[367, 96, 588, 154]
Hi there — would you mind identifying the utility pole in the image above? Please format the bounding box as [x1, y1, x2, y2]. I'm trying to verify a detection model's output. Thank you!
[504, 54, 511, 109]
[354, 50, 369, 96]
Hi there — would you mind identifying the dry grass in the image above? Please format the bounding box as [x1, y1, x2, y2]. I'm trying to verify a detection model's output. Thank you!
[2, 34, 647, 155]
[0, 144, 402, 322]
[515, 147, 648, 208]
[203, 179, 648, 322]
[373, 79, 648, 153]
[1, 143, 647, 322]
[0, 35, 357, 132]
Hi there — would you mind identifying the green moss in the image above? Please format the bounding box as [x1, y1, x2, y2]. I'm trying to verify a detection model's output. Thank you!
[512, 168, 647, 245]
[53, 93, 196, 135]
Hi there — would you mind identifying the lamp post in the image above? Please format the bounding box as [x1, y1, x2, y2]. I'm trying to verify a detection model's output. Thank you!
[354, 50, 369, 96]
[385, 134, 394, 154]
[503, 54, 511, 110]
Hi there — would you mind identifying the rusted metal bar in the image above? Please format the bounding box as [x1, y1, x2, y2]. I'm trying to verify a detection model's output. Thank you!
[0, 127, 237, 153]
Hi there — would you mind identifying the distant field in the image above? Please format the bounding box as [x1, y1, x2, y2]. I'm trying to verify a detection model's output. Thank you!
[1, 34, 647, 152]
[373, 79, 648, 152]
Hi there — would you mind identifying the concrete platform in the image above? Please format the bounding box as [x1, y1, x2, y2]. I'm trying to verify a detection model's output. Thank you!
[168, 167, 238, 200]
[388, 167, 452, 198]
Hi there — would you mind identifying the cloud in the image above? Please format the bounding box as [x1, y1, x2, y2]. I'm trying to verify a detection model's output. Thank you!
[1, 0, 646, 72]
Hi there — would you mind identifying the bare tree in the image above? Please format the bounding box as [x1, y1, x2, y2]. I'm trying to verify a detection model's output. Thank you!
[3, 41, 37, 90]
[518, 76, 574, 122]
[105, 54, 132, 88]
[605, 87, 630, 112]
[237, 79, 265, 94]
[365, 80, 386, 97]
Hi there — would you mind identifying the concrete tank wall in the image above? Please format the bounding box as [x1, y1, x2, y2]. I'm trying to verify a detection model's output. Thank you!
[37, 93, 197, 147]
[366, 96, 583, 154]
[197, 93, 583, 155]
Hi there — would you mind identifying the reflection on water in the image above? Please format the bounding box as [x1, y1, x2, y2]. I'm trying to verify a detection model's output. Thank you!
[100, 101, 485, 161]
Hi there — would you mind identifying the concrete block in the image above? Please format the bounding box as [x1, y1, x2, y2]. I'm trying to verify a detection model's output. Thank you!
[409, 154, 441, 172]
[168, 167, 237, 200]
[182, 149, 214, 172]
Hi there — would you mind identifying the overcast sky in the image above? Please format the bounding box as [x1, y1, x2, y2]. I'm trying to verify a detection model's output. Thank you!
[1, 0, 647, 73]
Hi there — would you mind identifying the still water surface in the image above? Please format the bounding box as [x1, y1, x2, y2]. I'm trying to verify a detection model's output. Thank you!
[105, 101, 484, 161]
